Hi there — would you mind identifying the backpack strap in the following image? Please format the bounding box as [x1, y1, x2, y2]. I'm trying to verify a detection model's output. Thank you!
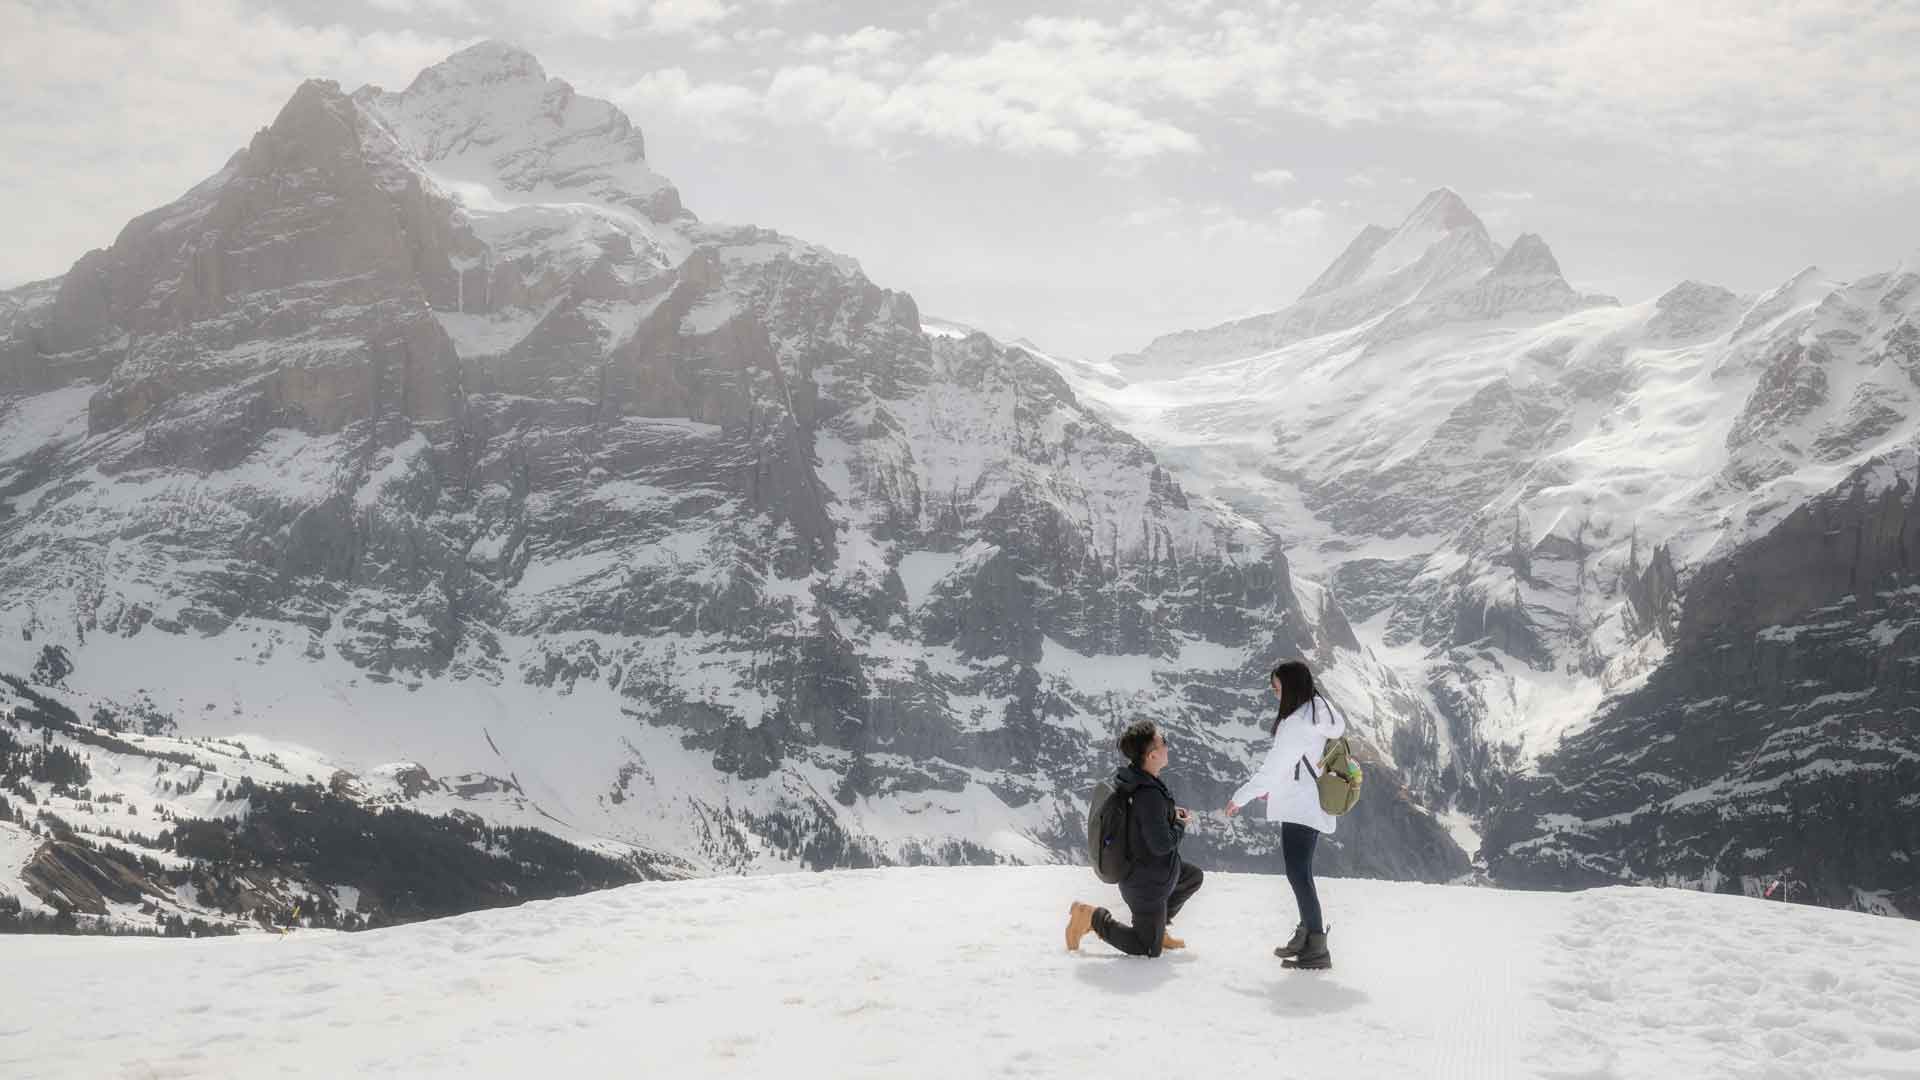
[1317, 736, 1344, 771]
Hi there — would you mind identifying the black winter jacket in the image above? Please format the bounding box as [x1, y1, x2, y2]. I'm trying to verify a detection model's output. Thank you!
[1113, 764, 1185, 897]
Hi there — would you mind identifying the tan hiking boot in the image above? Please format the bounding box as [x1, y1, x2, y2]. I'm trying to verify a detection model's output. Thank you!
[1065, 902, 1097, 952]
[1161, 930, 1186, 950]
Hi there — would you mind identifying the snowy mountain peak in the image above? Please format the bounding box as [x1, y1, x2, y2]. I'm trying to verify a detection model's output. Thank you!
[1400, 186, 1485, 236]
[1119, 188, 1560, 374]
[1644, 279, 1747, 343]
[1376, 187, 1496, 277]
[401, 40, 547, 94]
[1298, 188, 1499, 305]
[274, 77, 360, 134]
[1656, 279, 1739, 309]
[354, 43, 683, 224]
[1733, 264, 1838, 341]
[1489, 233, 1563, 279]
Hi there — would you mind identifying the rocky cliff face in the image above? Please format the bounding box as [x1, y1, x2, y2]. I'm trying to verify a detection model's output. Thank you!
[1484, 449, 1920, 915]
[0, 42, 1467, 904]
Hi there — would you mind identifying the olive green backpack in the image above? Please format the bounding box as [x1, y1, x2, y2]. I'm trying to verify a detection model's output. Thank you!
[1315, 736, 1364, 816]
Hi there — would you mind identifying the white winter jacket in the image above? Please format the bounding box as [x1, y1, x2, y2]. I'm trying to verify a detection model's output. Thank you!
[1231, 696, 1348, 834]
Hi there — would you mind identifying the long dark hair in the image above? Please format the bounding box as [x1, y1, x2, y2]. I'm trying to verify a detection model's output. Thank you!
[1269, 659, 1320, 736]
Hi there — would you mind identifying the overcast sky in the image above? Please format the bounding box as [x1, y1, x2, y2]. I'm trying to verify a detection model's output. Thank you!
[3, 0, 1917, 359]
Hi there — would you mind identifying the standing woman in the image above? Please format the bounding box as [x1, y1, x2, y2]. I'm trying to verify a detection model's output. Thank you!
[1225, 659, 1346, 971]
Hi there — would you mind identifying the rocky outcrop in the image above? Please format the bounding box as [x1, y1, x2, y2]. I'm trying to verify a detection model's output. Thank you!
[23, 840, 157, 916]
[1644, 281, 1747, 344]
[5, 77, 468, 492]
[1483, 449, 1920, 915]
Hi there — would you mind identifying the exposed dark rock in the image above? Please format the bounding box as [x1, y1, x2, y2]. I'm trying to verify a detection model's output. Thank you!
[1484, 450, 1920, 915]
[23, 840, 156, 916]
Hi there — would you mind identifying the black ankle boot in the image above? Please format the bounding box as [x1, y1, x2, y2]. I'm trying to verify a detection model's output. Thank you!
[1282, 929, 1331, 970]
[1272, 923, 1308, 959]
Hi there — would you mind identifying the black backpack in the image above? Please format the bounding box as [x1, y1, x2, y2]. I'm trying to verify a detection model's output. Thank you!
[1087, 778, 1133, 884]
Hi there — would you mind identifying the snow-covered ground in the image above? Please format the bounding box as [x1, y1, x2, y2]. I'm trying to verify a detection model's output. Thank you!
[4, 867, 1915, 1079]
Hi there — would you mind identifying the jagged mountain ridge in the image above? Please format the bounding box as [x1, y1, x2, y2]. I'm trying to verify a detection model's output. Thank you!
[1066, 191, 1920, 913]
[0, 42, 1469, 925]
[1113, 188, 1615, 378]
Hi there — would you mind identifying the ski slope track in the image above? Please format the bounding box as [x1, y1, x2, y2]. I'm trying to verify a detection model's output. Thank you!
[3, 867, 1917, 1079]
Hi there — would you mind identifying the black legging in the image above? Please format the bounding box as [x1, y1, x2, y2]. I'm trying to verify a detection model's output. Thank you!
[1282, 822, 1324, 934]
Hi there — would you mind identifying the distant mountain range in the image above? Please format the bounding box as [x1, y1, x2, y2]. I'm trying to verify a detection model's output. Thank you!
[1, 40, 1912, 931]
[1067, 185, 1920, 917]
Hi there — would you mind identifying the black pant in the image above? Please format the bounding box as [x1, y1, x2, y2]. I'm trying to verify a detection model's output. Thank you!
[1282, 822, 1323, 934]
[1095, 861, 1205, 957]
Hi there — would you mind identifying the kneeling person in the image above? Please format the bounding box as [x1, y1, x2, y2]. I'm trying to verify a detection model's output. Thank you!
[1067, 720, 1205, 956]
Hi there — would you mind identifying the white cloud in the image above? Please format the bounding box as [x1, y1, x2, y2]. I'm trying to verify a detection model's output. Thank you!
[1253, 168, 1296, 188]
[612, 67, 762, 141]
[764, 65, 898, 148]
[542, 0, 646, 34]
[1489, 190, 1535, 201]
[1114, 203, 1182, 229]
[365, 0, 476, 16]
[384, 0, 1920, 183]
[925, 1, 969, 29]
[1275, 203, 1329, 231]
[799, 26, 907, 57]
[648, 0, 733, 34]
[842, 26, 905, 54]
[827, 23, 1203, 158]
[1108, 196, 1332, 246]
[706, 2, 1920, 187]
[759, 56, 1198, 158]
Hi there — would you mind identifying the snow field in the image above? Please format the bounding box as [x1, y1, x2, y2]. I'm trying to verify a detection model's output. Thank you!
[3, 867, 1915, 1079]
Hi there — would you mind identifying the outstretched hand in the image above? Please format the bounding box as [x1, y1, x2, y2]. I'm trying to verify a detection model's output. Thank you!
[1224, 801, 1240, 818]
